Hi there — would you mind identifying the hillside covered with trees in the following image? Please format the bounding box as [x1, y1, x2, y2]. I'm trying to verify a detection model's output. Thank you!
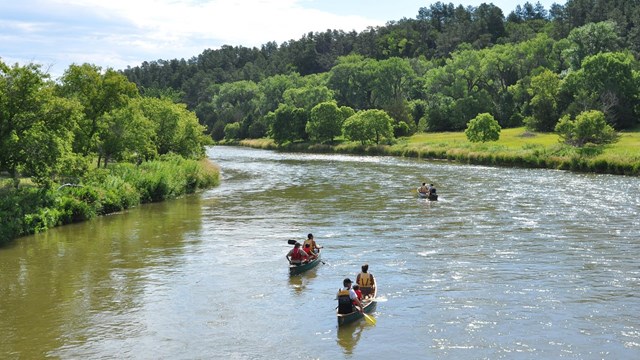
[121, 0, 640, 146]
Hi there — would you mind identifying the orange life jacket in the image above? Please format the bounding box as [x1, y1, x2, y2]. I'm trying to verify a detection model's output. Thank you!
[291, 247, 304, 261]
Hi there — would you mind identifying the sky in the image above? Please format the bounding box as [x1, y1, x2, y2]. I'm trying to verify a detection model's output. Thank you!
[0, 0, 560, 78]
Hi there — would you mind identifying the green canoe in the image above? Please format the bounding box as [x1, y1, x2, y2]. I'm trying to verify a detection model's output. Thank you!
[337, 286, 378, 326]
[289, 250, 321, 276]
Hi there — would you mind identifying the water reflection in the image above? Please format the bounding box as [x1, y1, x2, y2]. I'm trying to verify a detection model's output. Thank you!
[0, 197, 203, 359]
[288, 267, 319, 295]
[336, 322, 369, 355]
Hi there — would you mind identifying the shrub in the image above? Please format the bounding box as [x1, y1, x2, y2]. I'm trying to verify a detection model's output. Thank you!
[465, 113, 501, 143]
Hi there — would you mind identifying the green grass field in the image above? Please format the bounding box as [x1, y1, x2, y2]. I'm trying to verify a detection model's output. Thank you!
[239, 127, 640, 176]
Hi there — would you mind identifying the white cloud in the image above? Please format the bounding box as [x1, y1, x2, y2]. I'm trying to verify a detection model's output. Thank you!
[1, 0, 382, 76]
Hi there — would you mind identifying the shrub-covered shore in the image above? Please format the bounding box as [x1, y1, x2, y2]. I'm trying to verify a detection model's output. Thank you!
[0, 154, 219, 246]
[236, 128, 640, 176]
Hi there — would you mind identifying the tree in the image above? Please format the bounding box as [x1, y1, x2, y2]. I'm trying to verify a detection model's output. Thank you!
[0, 62, 79, 187]
[342, 114, 373, 145]
[282, 85, 334, 112]
[559, 51, 640, 130]
[465, 113, 501, 143]
[99, 104, 155, 167]
[209, 80, 262, 139]
[258, 73, 303, 115]
[525, 68, 561, 132]
[57, 64, 139, 157]
[563, 21, 622, 70]
[269, 104, 308, 145]
[327, 55, 375, 111]
[342, 109, 394, 145]
[224, 122, 241, 140]
[306, 101, 349, 143]
[555, 110, 619, 147]
[134, 97, 209, 159]
[370, 57, 416, 127]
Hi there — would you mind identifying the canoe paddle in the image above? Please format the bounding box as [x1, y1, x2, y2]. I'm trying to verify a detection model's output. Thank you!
[363, 313, 376, 325]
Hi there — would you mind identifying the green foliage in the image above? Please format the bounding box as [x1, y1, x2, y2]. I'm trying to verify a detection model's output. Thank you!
[224, 122, 241, 140]
[563, 21, 621, 70]
[0, 62, 79, 187]
[283, 85, 334, 111]
[524, 68, 560, 132]
[555, 110, 620, 147]
[343, 109, 394, 144]
[134, 97, 209, 159]
[559, 52, 639, 130]
[306, 101, 348, 143]
[269, 104, 308, 145]
[465, 113, 501, 142]
[99, 104, 156, 167]
[57, 64, 140, 158]
[0, 156, 219, 244]
[327, 55, 375, 110]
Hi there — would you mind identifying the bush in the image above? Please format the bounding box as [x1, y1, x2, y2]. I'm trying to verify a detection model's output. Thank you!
[555, 110, 619, 147]
[465, 113, 501, 143]
[57, 195, 96, 223]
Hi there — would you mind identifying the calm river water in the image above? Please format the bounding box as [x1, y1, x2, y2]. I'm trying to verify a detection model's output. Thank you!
[1, 146, 639, 359]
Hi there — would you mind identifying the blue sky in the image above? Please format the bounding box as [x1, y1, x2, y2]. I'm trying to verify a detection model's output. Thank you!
[0, 0, 560, 78]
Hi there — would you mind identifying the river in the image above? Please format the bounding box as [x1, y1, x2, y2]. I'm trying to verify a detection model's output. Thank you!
[1, 145, 639, 359]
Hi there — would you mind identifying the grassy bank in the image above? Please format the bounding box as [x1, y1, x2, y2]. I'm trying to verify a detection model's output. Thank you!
[0, 154, 220, 246]
[237, 127, 640, 176]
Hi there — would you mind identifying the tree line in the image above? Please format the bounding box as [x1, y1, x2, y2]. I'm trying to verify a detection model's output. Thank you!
[0, 62, 211, 189]
[0, 62, 217, 244]
[120, 0, 640, 146]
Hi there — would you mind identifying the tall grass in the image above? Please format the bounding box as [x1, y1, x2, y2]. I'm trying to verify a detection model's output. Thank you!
[0, 155, 220, 246]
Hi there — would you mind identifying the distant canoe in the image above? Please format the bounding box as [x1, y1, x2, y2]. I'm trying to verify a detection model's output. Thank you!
[417, 188, 438, 201]
[289, 250, 321, 275]
[337, 286, 378, 326]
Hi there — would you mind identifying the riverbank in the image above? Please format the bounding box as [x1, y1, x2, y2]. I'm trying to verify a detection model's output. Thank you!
[235, 127, 640, 176]
[0, 155, 220, 246]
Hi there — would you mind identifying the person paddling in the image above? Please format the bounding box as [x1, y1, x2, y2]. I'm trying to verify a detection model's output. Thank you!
[286, 242, 309, 265]
[337, 278, 363, 314]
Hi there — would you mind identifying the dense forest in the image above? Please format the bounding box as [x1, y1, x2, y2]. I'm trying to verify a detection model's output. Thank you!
[122, 0, 640, 145]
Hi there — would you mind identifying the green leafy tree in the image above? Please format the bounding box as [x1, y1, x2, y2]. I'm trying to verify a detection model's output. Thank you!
[258, 73, 303, 114]
[134, 97, 209, 159]
[370, 57, 416, 127]
[99, 104, 155, 167]
[306, 101, 350, 143]
[342, 114, 373, 145]
[343, 109, 394, 144]
[327, 55, 375, 110]
[559, 52, 640, 130]
[57, 64, 139, 157]
[555, 110, 619, 147]
[224, 122, 241, 140]
[209, 80, 262, 139]
[0, 62, 79, 187]
[283, 85, 334, 112]
[563, 21, 621, 70]
[269, 104, 308, 145]
[525, 68, 561, 132]
[465, 113, 501, 143]
[423, 50, 492, 131]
